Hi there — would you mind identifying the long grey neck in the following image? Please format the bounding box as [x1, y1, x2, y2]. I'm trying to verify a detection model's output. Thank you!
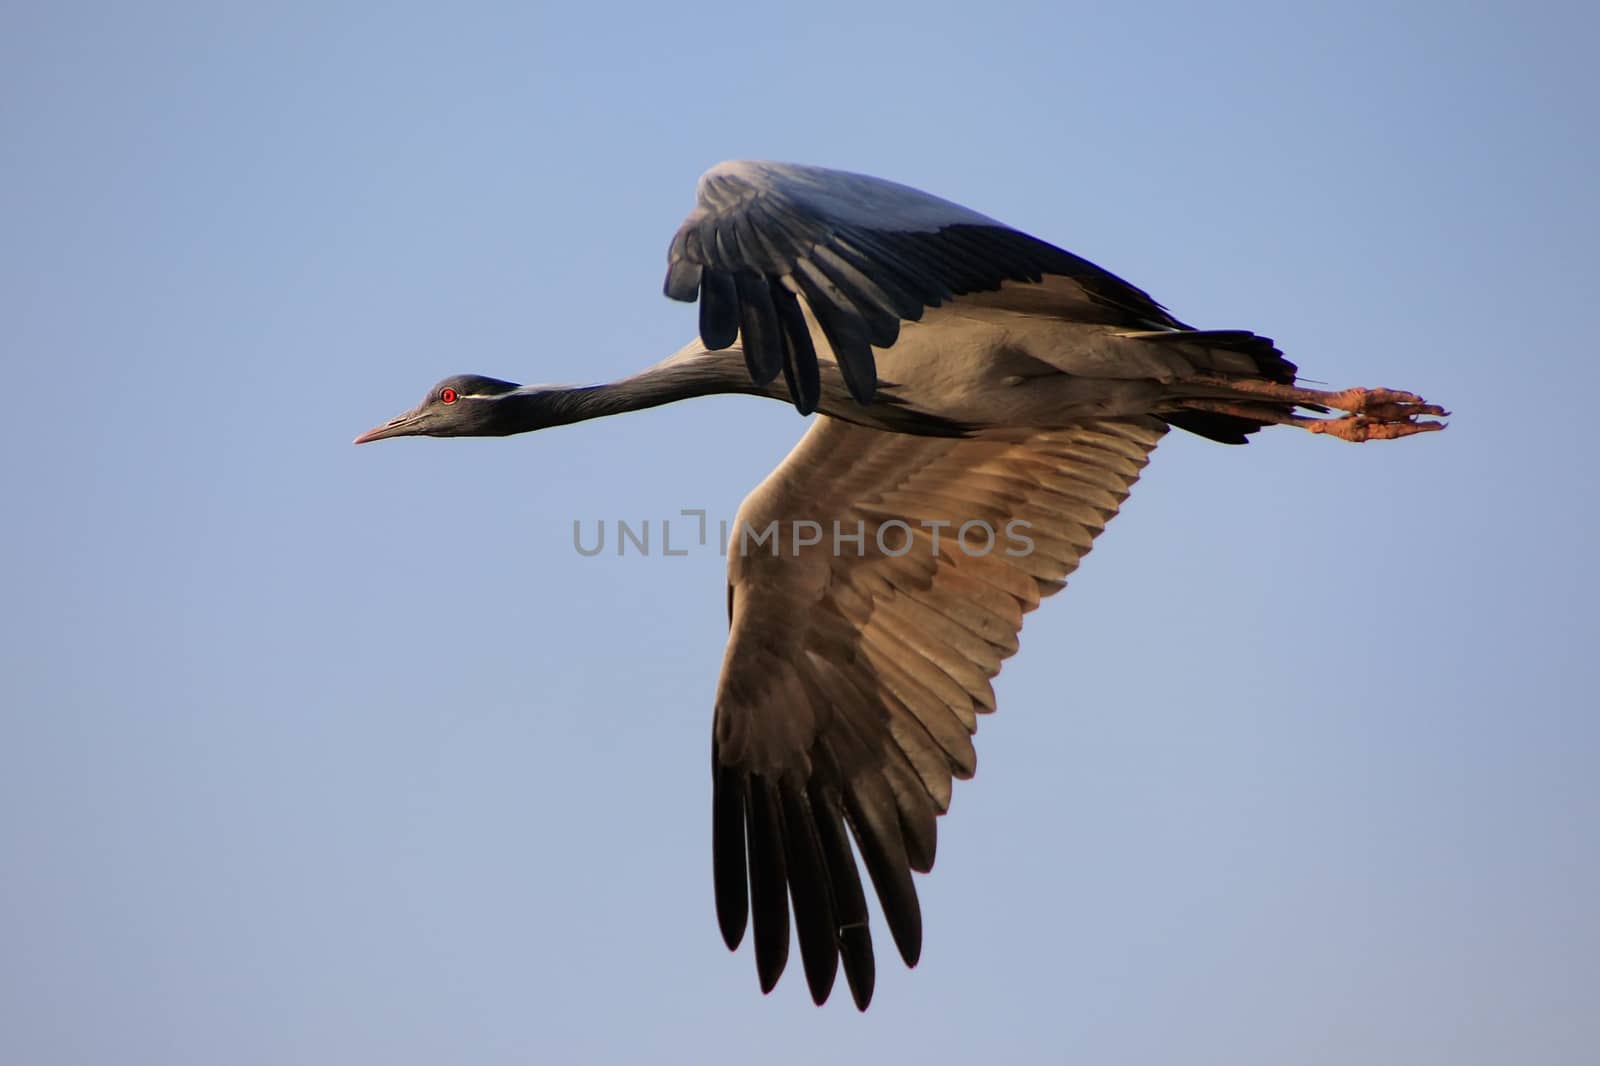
[486, 342, 969, 438]
[500, 347, 765, 432]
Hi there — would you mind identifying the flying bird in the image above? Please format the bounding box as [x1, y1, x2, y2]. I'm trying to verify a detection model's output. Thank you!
[355, 160, 1446, 1009]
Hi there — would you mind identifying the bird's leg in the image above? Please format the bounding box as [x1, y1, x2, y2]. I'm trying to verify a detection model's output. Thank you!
[1184, 376, 1449, 442]
[1179, 398, 1448, 442]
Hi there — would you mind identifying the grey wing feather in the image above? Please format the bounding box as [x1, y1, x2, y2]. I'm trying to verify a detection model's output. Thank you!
[710, 415, 1167, 1008]
[664, 160, 1185, 413]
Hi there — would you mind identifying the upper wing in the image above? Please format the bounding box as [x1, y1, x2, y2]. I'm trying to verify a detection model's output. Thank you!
[664, 160, 1185, 415]
[711, 414, 1168, 1008]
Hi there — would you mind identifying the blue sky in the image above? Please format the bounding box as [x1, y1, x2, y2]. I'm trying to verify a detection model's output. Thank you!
[3, 2, 1596, 1063]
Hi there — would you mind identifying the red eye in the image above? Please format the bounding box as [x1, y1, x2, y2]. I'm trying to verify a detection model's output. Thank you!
[439, 387, 458, 404]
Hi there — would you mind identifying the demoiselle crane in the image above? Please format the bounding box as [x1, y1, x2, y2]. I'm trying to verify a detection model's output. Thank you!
[356, 160, 1446, 1009]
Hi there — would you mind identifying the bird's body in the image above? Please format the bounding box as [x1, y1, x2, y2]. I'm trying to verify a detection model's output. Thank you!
[356, 160, 1446, 1010]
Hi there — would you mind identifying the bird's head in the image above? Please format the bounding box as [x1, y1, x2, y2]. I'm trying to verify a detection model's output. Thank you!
[354, 375, 526, 443]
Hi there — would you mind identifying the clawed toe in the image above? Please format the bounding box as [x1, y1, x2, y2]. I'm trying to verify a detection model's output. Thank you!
[1307, 415, 1448, 442]
[1363, 401, 1451, 421]
[1341, 387, 1421, 411]
[1303, 386, 1449, 442]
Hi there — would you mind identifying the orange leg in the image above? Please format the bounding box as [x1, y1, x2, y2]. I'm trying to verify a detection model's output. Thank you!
[1181, 396, 1449, 443]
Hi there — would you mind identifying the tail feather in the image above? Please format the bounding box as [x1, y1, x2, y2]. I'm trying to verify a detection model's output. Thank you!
[1125, 328, 1298, 384]
[1125, 329, 1300, 444]
[1162, 409, 1262, 445]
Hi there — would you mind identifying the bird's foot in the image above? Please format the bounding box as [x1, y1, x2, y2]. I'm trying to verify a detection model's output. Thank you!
[1320, 387, 1449, 420]
[1303, 412, 1447, 442]
[1187, 377, 1450, 443]
[1303, 389, 1449, 442]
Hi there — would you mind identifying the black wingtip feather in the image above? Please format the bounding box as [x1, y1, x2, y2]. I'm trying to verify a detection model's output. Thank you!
[841, 924, 875, 1011]
[835, 346, 878, 406]
[712, 762, 749, 951]
[810, 778, 875, 1009]
[771, 284, 821, 415]
[747, 778, 791, 994]
[901, 808, 937, 875]
[664, 259, 702, 302]
[734, 273, 783, 385]
[842, 782, 923, 968]
[779, 780, 840, 1005]
[792, 273, 878, 405]
[808, 251, 903, 348]
[828, 236, 926, 322]
[698, 270, 740, 350]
